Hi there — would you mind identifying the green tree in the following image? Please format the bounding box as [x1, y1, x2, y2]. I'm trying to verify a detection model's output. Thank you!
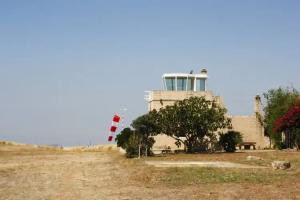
[115, 127, 133, 149]
[115, 127, 141, 158]
[219, 131, 243, 152]
[124, 132, 140, 158]
[115, 110, 160, 158]
[131, 110, 160, 156]
[273, 99, 300, 149]
[263, 87, 299, 148]
[158, 96, 231, 153]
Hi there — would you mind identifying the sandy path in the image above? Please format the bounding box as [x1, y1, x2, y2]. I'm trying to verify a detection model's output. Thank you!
[145, 161, 267, 168]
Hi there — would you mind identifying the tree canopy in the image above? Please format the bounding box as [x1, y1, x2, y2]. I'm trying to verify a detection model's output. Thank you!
[157, 96, 231, 153]
[263, 87, 300, 148]
[273, 98, 300, 148]
[131, 110, 161, 137]
[115, 127, 133, 150]
[115, 110, 160, 157]
[219, 131, 243, 152]
[274, 99, 300, 133]
[131, 110, 160, 156]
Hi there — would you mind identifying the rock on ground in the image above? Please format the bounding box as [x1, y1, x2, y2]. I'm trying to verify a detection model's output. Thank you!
[271, 161, 291, 170]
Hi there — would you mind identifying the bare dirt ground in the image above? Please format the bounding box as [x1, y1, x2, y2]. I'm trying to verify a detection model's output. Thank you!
[1, 142, 300, 200]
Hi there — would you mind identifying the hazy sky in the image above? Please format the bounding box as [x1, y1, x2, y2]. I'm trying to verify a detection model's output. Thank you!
[1, 0, 300, 146]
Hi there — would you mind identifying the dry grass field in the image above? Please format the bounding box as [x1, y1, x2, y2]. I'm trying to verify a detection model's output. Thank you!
[1, 141, 300, 200]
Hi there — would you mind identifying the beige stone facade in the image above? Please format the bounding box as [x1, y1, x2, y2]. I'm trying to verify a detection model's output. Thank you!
[230, 115, 268, 149]
[229, 96, 269, 149]
[146, 72, 269, 152]
[147, 90, 224, 111]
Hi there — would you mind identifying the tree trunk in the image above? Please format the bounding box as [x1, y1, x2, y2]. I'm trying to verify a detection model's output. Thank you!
[145, 144, 148, 157]
[186, 141, 194, 153]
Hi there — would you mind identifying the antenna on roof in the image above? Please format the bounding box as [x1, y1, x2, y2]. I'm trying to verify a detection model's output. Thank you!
[189, 70, 193, 74]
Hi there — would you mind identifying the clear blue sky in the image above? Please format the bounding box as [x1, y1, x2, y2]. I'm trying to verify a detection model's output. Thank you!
[0, 0, 300, 146]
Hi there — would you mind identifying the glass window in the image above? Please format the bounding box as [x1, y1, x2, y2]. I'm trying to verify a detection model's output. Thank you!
[187, 78, 194, 91]
[196, 78, 206, 91]
[200, 79, 206, 91]
[165, 78, 175, 91]
[177, 77, 187, 91]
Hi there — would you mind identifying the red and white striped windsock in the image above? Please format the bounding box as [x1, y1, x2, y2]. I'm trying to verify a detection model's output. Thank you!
[108, 114, 121, 142]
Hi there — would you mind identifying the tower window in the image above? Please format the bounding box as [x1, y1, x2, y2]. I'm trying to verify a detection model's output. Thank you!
[177, 77, 187, 91]
[196, 78, 206, 91]
[165, 78, 175, 91]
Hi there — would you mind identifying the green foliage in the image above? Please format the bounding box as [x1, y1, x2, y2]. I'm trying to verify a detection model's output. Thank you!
[124, 132, 140, 158]
[131, 110, 161, 137]
[219, 131, 243, 152]
[131, 110, 160, 156]
[263, 87, 299, 148]
[116, 111, 159, 158]
[158, 96, 231, 153]
[115, 127, 133, 149]
[115, 127, 138, 157]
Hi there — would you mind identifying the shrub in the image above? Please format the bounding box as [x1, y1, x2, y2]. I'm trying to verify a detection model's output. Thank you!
[116, 126, 156, 158]
[219, 131, 243, 152]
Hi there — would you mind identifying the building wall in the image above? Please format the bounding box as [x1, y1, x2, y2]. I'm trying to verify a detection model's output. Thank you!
[148, 90, 224, 152]
[148, 90, 224, 111]
[151, 134, 185, 153]
[147, 90, 269, 151]
[231, 115, 269, 149]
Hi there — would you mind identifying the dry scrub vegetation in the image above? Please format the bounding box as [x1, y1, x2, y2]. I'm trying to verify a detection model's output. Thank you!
[1, 141, 300, 200]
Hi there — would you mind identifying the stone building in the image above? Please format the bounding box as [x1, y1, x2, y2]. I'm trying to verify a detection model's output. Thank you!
[145, 69, 269, 152]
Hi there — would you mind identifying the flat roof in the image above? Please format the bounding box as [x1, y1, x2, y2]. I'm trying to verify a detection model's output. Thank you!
[162, 73, 208, 79]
